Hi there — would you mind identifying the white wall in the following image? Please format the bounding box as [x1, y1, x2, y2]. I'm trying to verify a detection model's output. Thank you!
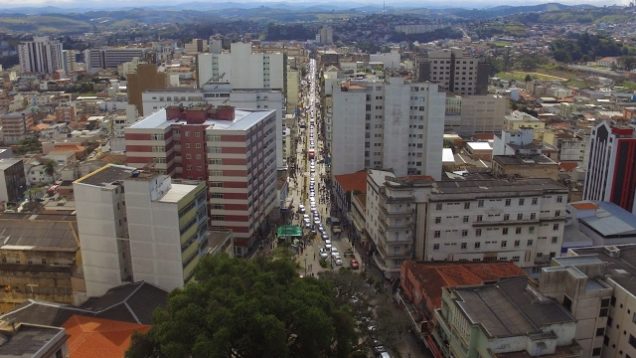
[332, 87, 366, 175]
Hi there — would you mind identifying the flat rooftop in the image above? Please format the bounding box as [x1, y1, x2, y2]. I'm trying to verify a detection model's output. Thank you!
[493, 154, 557, 165]
[578, 201, 636, 238]
[432, 178, 566, 195]
[0, 324, 65, 358]
[570, 245, 636, 295]
[0, 159, 21, 170]
[128, 108, 275, 131]
[158, 183, 200, 204]
[74, 164, 137, 188]
[454, 277, 574, 338]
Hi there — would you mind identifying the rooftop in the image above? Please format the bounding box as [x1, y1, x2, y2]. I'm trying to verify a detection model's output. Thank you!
[0, 219, 78, 252]
[0, 323, 65, 358]
[403, 261, 525, 310]
[74, 164, 137, 188]
[571, 201, 636, 238]
[128, 108, 275, 131]
[334, 170, 367, 194]
[63, 315, 149, 358]
[569, 245, 636, 296]
[0, 159, 22, 171]
[466, 142, 493, 151]
[492, 154, 557, 166]
[432, 178, 566, 196]
[158, 183, 201, 204]
[0, 281, 167, 326]
[453, 277, 574, 338]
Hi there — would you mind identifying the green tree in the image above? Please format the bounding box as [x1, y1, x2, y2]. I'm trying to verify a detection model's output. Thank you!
[126, 255, 356, 358]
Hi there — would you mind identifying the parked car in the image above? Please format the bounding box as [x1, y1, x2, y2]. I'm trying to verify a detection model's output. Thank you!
[350, 259, 360, 269]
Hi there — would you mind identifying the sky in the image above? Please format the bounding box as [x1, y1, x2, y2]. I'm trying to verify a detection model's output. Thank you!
[0, 0, 626, 7]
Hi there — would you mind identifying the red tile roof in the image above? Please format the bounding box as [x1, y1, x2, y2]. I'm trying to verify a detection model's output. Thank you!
[559, 162, 578, 172]
[570, 202, 598, 210]
[334, 170, 367, 193]
[402, 261, 525, 310]
[63, 315, 150, 358]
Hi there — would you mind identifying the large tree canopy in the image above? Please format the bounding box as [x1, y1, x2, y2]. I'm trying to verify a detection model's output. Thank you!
[126, 254, 356, 358]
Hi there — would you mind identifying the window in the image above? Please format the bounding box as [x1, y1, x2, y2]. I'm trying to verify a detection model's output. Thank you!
[601, 298, 610, 308]
[517, 213, 523, 220]
[435, 217, 441, 224]
[611, 296, 616, 306]
[461, 243, 467, 249]
[515, 227, 522, 234]
[563, 296, 572, 311]
[629, 334, 636, 349]
[552, 237, 558, 244]
[592, 348, 601, 356]
[505, 199, 511, 206]
[557, 196, 563, 203]
[194, 131, 201, 137]
[476, 229, 482, 237]
[600, 308, 609, 317]
[596, 328, 605, 336]
[475, 242, 481, 249]
[504, 214, 509, 221]
[436, 203, 442, 210]
[527, 239, 533, 246]
[501, 240, 507, 248]
[433, 244, 439, 250]
[434, 231, 440, 238]
[464, 202, 470, 209]
[529, 226, 535, 234]
[555, 210, 561, 217]
[514, 240, 520, 247]
[502, 228, 508, 235]
[476, 215, 483, 222]
[185, 131, 190, 137]
[463, 216, 469, 223]
[553, 223, 560, 231]
[462, 230, 468, 237]
[532, 198, 538, 205]
[519, 198, 525, 206]
[530, 213, 536, 220]
[478, 200, 484, 208]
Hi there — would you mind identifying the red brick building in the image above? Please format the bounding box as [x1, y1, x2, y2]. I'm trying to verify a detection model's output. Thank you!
[125, 105, 278, 256]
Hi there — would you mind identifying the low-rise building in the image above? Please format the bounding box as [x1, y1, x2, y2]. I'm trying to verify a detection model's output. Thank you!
[0, 112, 33, 145]
[434, 276, 581, 357]
[492, 154, 560, 180]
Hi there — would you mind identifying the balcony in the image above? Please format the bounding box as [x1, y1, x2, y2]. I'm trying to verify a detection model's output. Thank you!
[379, 202, 413, 216]
[473, 217, 540, 227]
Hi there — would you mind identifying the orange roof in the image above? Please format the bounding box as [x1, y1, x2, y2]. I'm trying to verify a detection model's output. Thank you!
[52, 143, 86, 153]
[63, 315, 150, 358]
[334, 170, 367, 194]
[32, 123, 50, 131]
[570, 202, 598, 210]
[473, 133, 495, 140]
[559, 162, 578, 172]
[403, 261, 525, 309]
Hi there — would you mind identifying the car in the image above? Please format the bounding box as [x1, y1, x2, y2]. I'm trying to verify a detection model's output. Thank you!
[325, 243, 332, 251]
[368, 325, 377, 333]
[303, 214, 310, 219]
[314, 218, 320, 224]
[304, 222, 311, 229]
[298, 204, 305, 213]
[319, 250, 329, 259]
[350, 259, 360, 269]
[325, 239, 331, 245]
[335, 258, 343, 266]
[322, 233, 329, 240]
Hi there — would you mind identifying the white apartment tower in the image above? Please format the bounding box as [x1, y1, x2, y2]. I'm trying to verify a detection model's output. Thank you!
[331, 78, 445, 179]
[18, 37, 64, 74]
[196, 42, 285, 90]
[74, 164, 208, 296]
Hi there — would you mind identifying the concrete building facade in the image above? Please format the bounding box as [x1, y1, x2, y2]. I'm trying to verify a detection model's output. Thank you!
[18, 37, 64, 74]
[416, 48, 489, 96]
[331, 78, 445, 179]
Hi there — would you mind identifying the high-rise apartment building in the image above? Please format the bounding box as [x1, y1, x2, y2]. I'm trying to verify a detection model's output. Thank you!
[62, 49, 77, 74]
[84, 47, 147, 73]
[365, 170, 568, 277]
[331, 78, 445, 179]
[0, 158, 26, 204]
[124, 106, 277, 257]
[583, 121, 636, 214]
[196, 42, 285, 91]
[17, 36, 64, 74]
[415, 48, 489, 96]
[141, 84, 285, 169]
[319, 26, 334, 45]
[73, 164, 208, 297]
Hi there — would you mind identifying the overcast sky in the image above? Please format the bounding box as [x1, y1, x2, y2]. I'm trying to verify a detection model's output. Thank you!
[0, 0, 627, 7]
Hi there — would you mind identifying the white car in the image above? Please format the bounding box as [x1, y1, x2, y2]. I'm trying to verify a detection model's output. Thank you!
[314, 218, 320, 224]
[325, 243, 332, 250]
[335, 258, 343, 266]
[325, 239, 331, 246]
[303, 214, 310, 220]
[298, 204, 305, 213]
[319, 249, 329, 259]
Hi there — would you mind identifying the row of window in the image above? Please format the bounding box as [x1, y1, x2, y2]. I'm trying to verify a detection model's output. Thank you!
[434, 196, 564, 210]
